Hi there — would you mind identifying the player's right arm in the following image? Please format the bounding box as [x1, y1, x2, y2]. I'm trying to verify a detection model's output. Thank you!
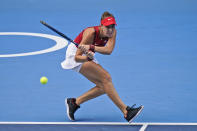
[75, 28, 95, 62]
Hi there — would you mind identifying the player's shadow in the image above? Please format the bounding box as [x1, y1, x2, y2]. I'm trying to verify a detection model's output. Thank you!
[75, 118, 96, 122]
[76, 115, 121, 122]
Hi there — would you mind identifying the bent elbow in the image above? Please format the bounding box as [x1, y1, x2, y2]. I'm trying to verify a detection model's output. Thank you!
[106, 50, 112, 55]
[74, 55, 79, 62]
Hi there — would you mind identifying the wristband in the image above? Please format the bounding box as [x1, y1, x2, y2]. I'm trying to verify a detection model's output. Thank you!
[89, 44, 95, 52]
[87, 57, 93, 61]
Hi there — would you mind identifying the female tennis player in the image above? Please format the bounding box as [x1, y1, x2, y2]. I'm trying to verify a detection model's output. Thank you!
[61, 11, 144, 123]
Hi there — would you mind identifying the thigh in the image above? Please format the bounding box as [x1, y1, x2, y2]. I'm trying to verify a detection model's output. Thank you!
[79, 61, 110, 86]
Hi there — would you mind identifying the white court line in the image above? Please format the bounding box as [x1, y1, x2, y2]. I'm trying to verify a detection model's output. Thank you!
[0, 122, 197, 125]
[0, 122, 132, 125]
[139, 124, 148, 131]
[0, 32, 68, 57]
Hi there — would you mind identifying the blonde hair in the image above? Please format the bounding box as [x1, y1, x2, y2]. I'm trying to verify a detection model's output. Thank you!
[101, 11, 115, 21]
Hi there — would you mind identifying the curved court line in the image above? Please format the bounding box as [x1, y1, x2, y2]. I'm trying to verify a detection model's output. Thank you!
[0, 32, 68, 57]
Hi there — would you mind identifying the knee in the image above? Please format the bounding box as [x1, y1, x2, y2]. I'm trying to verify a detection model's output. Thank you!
[101, 72, 112, 85]
[96, 86, 105, 94]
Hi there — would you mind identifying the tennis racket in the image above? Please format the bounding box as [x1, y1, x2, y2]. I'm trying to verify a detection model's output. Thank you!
[40, 20, 94, 59]
[40, 21, 79, 47]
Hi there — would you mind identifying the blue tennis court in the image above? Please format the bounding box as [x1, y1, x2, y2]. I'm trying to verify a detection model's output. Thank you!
[1, 0, 197, 130]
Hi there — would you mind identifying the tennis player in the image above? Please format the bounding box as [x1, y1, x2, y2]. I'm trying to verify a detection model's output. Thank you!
[61, 11, 144, 123]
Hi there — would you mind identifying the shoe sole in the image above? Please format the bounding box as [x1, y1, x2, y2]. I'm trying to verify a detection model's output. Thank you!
[129, 106, 144, 123]
[65, 98, 75, 121]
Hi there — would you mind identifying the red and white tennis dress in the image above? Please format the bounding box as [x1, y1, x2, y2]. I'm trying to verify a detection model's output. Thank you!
[61, 26, 108, 72]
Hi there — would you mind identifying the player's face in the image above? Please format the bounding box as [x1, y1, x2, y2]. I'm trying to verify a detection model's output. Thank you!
[102, 24, 115, 38]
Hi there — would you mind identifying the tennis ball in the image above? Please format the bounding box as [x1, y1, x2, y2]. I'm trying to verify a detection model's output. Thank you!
[40, 76, 48, 84]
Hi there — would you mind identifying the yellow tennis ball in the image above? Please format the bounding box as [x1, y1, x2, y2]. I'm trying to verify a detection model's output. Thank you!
[40, 76, 48, 84]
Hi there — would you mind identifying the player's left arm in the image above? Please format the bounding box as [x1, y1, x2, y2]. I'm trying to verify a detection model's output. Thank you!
[95, 29, 117, 55]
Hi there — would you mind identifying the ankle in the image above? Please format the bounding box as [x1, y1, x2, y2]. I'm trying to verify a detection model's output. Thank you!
[122, 106, 128, 117]
[75, 98, 80, 106]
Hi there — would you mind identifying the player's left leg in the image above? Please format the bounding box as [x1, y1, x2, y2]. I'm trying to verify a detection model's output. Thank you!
[66, 86, 105, 121]
[76, 86, 105, 105]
